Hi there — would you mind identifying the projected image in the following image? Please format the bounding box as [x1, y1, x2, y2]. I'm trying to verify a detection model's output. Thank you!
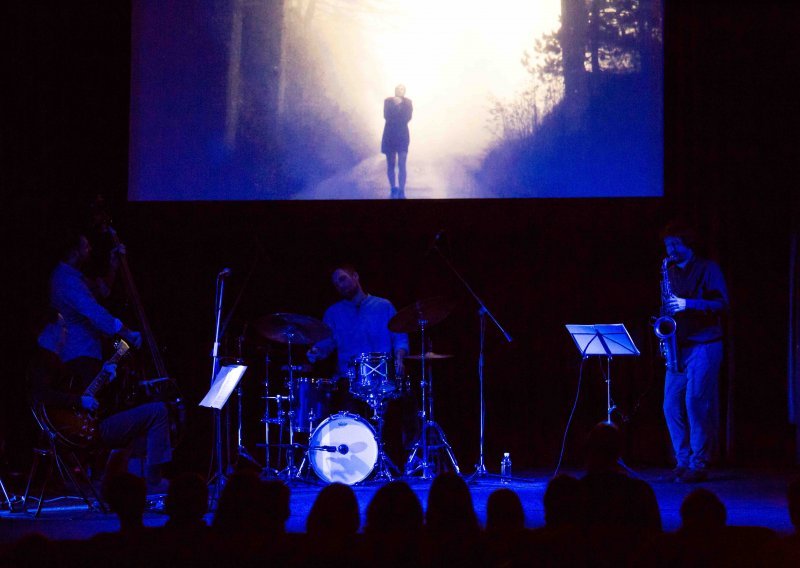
[129, 0, 663, 201]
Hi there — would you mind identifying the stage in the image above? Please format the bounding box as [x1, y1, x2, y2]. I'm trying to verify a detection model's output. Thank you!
[1, 468, 796, 547]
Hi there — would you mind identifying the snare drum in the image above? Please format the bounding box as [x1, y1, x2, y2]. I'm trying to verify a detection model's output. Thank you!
[290, 377, 337, 433]
[308, 412, 378, 484]
[348, 352, 401, 401]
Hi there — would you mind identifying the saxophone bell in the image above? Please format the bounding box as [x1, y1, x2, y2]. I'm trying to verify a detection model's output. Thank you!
[653, 315, 676, 340]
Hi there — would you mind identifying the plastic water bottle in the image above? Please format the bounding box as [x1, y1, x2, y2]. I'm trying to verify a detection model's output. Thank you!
[500, 452, 512, 483]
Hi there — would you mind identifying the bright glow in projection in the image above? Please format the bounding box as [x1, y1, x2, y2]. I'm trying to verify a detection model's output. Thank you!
[284, 0, 562, 199]
[319, 1, 558, 155]
[128, 0, 663, 201]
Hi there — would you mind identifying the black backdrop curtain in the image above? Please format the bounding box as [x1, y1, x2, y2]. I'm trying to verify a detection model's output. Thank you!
[790, 227, 800, 463]
[3, 1, 799, 471]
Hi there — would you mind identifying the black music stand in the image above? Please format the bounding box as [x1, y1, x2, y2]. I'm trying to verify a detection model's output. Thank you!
[565, 324, 639, 424]
[200, 363, 248, 507]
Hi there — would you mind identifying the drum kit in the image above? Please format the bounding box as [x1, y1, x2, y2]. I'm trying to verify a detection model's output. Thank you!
[250, 296, 459, 485]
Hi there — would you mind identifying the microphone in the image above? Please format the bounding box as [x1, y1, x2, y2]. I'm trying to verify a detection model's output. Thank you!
[316, 445, 350, 454]
[218, 267, 232, 278]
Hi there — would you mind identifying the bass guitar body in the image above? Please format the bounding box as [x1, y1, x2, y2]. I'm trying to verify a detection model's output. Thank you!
[37, 338, 130, 449]
[38, 406, 98, 449]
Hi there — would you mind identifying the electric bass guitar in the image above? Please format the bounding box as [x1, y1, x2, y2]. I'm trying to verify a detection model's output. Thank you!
[37, 338, 131, 449]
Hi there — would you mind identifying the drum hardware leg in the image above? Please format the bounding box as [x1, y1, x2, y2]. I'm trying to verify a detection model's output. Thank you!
[404, 418, 460, 478]
[275, 355, 316, 484]
[276, 440, 322, 486]
[261, 351, 281, 478]
[279, 415, 299, 478]
[291, 445, 323, 485]
[308, 409, 316, 435]
[370, 400, 399, 482]
[404, 323, 460, 479]
[260, 381, 284, 477]
[279, 335, 300, 479]
[295, 450, 308, 479]
[262, 340, 314, 483]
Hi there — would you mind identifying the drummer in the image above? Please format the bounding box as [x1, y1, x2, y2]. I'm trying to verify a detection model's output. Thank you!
[307, 264, 408, 386]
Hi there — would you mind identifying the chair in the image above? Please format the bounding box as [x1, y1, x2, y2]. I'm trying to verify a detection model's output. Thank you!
[21, 407, 106, 517]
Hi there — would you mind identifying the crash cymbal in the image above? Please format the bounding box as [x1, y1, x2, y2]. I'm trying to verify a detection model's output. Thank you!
[388, 296, 457, 333]
[404, 352, 453, 360]
[253, 313, 332, 345]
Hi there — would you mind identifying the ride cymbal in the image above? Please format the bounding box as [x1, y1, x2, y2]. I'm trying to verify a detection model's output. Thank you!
[388, 296, 457, 333]
[253, 313, 332, 345]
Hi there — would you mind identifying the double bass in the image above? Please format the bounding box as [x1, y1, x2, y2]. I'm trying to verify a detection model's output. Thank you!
[91, 198, 186, 446]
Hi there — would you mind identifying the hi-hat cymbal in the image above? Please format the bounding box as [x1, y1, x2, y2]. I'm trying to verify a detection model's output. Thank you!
[404, 352, 453, 360]
[253, 313, 331, 345]
[388, 296, 457, 333]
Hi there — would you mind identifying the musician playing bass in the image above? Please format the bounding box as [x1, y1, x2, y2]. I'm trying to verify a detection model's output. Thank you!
[660, 221, 730, 483]
[50, 228, 141, 377]
[36, 227, 172, 491]
[28, 308, 173, 492]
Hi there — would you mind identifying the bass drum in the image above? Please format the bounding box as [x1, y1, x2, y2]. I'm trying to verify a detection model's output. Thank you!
[308, 412, 378, 485]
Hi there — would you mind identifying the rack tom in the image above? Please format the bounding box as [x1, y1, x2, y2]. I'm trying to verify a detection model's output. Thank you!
[347, 352, 401, 402]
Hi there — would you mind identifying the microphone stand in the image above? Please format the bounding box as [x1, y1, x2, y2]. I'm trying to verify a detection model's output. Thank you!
[430, 241, 513, 482]
[208, 270, 228, 508]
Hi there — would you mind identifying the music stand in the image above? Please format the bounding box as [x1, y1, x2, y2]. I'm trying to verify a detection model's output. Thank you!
[200, 364, 249, 410]
[200, 363, 248, 506]
[565, 324, 639, 424]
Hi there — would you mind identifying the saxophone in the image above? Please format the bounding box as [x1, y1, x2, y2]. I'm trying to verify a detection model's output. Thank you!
[653, 256, 680, 372]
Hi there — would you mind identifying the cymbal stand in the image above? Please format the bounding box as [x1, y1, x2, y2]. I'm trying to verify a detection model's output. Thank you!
[370, 398, 400, 481]
[259, 350, 281, 477]
[404, 319, 460, 479]
[279, 333, 301, 479]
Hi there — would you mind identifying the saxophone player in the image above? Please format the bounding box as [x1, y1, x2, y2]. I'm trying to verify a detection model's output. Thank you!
[660, 221, 730, 483]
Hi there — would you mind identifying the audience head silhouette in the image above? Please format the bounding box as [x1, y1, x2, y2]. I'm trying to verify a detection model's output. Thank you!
[680, 488, 727, 531]
[260, 479, 291, 533]
[212, 471, 290, 535]
[103, 472, 147, 530]
[165, 471, 208, 524]
[365, 479, 424, 535]
[306, 481, 360, 537]
[486, 488, 525, 531]
[544, 473, 587, 527]
[426, 472, 479, 534]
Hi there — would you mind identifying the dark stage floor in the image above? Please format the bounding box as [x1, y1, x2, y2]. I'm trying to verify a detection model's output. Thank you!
[1, 468, 797, 546]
